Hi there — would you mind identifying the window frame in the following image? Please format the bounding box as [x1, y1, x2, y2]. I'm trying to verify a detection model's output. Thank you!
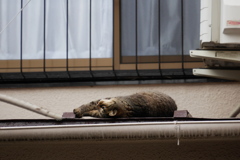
[113, 0, 202, 71]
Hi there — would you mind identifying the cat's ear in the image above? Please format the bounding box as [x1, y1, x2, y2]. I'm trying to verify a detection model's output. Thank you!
[109, 109, 117, 116]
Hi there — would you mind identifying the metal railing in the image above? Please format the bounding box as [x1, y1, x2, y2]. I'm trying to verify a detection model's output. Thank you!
[0, 0, 206, 85]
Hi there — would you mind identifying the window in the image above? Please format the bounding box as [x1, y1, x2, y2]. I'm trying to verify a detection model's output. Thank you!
[0, 0, 202, 83]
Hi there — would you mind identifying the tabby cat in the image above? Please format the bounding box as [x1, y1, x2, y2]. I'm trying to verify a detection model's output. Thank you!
[73, 91, 177, 118]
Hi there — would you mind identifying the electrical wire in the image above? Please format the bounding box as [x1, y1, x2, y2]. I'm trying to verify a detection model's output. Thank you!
[0, 0, 32, 36]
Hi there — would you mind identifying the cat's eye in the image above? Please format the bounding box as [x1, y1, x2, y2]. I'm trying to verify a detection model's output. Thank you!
[100, 105, 105, 109]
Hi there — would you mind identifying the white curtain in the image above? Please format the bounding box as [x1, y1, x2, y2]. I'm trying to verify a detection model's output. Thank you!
[138, 0, 159, 56]
[0, 0, 113, 60]
[0, 0, 21, 59]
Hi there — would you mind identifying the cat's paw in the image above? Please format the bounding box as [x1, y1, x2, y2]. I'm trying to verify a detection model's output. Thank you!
[73, 108, 83, 118]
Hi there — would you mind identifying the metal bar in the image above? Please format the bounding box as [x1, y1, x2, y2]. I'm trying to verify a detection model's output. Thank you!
[158, 0, 162, 77]
[135, 0, 140, 77]
[119, 0, 122, 64]
[112, 0, 117, 79]
[1, 120, 240, 141]
[181, 0, 186, 77]
[43, 0, 48, 78]
[20, 0, 25, 79]
[89, 0, 94, 78]
[2, 120, 240, 130]
[66, 0, 70, 78]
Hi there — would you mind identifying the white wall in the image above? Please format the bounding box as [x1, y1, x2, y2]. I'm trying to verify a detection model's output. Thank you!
[0, 82, 240, 119]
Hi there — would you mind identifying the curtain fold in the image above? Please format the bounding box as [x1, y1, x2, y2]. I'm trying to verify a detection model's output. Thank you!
[121, 0, 200, 57]
[160, 0, 182, 56]
[0, 0, 21, 59]
[68, 0, 89, 59]
[45, 0, 67, 59]
[22, 0, 44, 59]
[138, 0, 159, 56]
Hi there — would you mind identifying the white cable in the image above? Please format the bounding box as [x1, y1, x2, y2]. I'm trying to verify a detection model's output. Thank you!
[230, 105, 240, 118]
[0, 0, 32, 35]
[0, 94, 62, 121]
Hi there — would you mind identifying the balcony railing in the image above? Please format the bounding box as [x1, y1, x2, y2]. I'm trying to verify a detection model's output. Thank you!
[0, 0, 206, 85]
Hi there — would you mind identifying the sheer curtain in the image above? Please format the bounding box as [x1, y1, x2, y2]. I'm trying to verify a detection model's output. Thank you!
[137, 0, 159, 56]
[0, 0, 21, 59]
[0, 0, 113, 60]
[121, 0, 200, 57]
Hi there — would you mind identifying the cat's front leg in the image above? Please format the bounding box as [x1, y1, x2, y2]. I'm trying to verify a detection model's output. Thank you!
[73, 99, 100, 118]
[73, 107, 84, 118]
[83, 110, 102, 118]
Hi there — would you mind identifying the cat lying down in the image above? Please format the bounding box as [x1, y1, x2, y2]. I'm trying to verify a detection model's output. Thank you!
[73, 91, 177, 118]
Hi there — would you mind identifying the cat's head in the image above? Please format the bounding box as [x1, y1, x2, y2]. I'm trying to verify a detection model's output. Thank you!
[97, 98, 119, 117]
